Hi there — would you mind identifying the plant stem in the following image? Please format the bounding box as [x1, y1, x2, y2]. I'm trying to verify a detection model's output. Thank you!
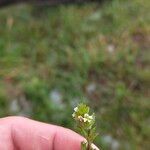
[87, 141, 91, 150]
[87, 130, 92, 150]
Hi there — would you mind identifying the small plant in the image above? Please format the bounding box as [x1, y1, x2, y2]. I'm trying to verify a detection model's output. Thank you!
[72, 103, 99, 150]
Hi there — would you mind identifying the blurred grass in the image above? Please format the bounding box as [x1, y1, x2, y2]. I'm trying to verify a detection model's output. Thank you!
[0, 0, 150, 149]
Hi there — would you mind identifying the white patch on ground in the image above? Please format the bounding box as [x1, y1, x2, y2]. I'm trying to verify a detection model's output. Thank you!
[102, 135, 120, 150]
[112, 139, 120, 150]
[88, 11, 102, 21]
[9, 99, 20, 112]
[107, 44, 115, 53]
[50, 90, 62, 104]
[102, 135, 113, 144]
[86, 83, 96, 94]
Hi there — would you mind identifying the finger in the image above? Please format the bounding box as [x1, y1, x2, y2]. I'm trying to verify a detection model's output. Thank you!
[0, 117, 14, 150]
[8, 116, 83, 150]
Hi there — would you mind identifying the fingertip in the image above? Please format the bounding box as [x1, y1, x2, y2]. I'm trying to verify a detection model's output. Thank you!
[53, 127, 84, 150]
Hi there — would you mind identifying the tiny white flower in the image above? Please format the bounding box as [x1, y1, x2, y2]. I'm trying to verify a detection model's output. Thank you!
[74, 107, 78, 112]
[84, 113, 94, 121]
[83, 118, 88, 122]
[78, 115, 82, 119]
[84, 113, 89, 118]
[88, 119, 93, 123]
[78, 116, 85, 122]
[88, 115, 93, 120]
[72, 113, 75, 118]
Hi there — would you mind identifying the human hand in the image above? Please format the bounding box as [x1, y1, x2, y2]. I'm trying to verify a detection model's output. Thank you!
[0, 116, 84, 150]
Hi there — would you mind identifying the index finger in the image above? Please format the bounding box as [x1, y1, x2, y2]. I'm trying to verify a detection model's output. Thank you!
[0, 116, 83, 150]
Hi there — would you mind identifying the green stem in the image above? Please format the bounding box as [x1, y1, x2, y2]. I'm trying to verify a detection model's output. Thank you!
[87, 130, 92, 150]
[87, 140, 91, 150]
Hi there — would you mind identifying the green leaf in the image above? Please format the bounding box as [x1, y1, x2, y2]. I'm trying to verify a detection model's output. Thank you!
[89, 127, 99, 142]
[77, 126, 88, 137]
[77, 103, 90, 116]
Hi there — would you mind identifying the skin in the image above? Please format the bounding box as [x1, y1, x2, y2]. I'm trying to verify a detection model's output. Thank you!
[0, 116, 84, 150]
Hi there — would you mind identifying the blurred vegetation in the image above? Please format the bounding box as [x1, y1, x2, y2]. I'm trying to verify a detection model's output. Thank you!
[0, 0, 150, 149]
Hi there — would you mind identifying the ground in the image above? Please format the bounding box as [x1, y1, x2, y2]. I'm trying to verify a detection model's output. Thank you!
[0, 0, 150, 149]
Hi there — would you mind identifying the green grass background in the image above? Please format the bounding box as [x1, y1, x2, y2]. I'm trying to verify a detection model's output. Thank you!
[0, 0, 149, 149]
